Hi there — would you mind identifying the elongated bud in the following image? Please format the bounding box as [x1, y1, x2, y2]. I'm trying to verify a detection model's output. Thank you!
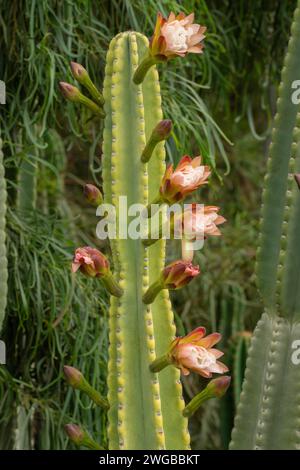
[64, 424, 104, 450]
[183, 376, 231, 417]
[63, 365, 83, 388]
[141, 120, 172, 163]
[84, 184, 103, 206]
[143, 260, 200, 304]
[294, 173, 300, 190]
[63, 365, 109, 409]
[70, 62, 105, 106]
[59, 82, 105, 117]
[72, 247, 123, 297]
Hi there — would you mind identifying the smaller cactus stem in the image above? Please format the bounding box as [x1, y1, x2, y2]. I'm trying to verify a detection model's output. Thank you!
[149, 354, 171, 373]
[182, 389, 212, 418]
[143, 279, 163, 304]
[102, 271, 123, 297]
[133, 55, 162, 85]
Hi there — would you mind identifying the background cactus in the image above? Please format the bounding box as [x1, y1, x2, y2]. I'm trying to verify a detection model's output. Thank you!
[230, 0, 300, 449]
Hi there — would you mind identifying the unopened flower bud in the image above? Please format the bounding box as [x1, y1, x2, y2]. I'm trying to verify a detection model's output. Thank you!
[70, 62, 104, 106]
[59, 81, 105, 117]
[84, 184, 103, 206]
[63, 365, 84, 388]
[59, 82, 81, 102]
[141, 120, 172, 163]
[72, 247, 123, 297]
[183, 376, 231, 417]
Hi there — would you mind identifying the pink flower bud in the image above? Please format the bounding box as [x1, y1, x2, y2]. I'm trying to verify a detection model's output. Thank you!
[150, 12, 206, 59]
[170, 326, 228, 378]
[162, 260, 200, 289]
[160, 155, 211, 203]
[72, 247, 109, 278]
[63, 365, 83, 388]
[84, 184, 103, 206]
[59, 82, 80, 102]
[207, 375, 231, 398]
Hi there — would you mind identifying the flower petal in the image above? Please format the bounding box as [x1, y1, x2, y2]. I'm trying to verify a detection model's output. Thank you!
[209, 348, 224, 359]
[180, 326, 206, 344]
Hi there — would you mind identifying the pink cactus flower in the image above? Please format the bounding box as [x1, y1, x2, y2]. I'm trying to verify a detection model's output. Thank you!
[170, 327, 228, 378]
[150, 12, 206, 58]
[160, 156, 211, 203]
[72, 247, 109, 278]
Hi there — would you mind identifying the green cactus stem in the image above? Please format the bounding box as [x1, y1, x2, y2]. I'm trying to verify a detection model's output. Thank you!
[230, 1, 300, 450]
[0, 138, 7, 332]
[102, 32, 189, 450]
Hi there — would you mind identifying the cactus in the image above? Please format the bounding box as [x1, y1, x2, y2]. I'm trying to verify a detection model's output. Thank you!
[61, 9, 233, 448]
[0, 137, 7, 332]
[230, 0, 300, 449]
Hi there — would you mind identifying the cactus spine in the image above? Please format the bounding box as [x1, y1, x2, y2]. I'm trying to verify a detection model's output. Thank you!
[0, 138, 7, 332]
[230, 1, 300, 449]
[102, 32, 189, 450]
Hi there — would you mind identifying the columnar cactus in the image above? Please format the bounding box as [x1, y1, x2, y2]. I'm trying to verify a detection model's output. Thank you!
[61, 12, 229, 450]
[230, 0, 300, 449]
[0, 137, 7, 332]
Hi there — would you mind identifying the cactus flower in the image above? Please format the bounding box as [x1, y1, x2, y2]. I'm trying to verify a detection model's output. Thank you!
[72, 247, 109, 278]
[150, 12, 206, 58]
[59, 81, 105, 117]
[150, 326, 228, 377]
[143, 260, 200, 304]
[160, 156, 211, 203]
[170, 327, 228, 377]
[179, 204, 226, 240]
[72, 247, 123, 297]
